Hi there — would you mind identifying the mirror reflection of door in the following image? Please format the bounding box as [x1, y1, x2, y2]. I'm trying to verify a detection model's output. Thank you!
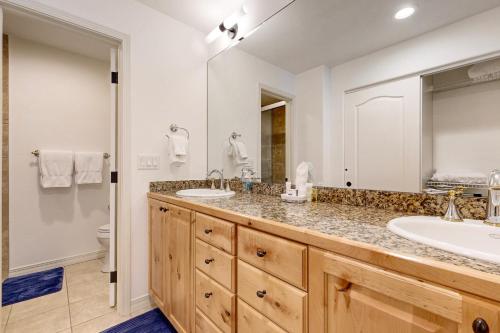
[261, 91, 287, 184]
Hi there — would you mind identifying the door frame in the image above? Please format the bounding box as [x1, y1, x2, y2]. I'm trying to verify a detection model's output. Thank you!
[0, 0, 132, 315]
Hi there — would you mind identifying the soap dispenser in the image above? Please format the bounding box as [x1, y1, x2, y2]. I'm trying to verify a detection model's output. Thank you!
[485, 169, 500, 226]
[241, 167, 255, 192]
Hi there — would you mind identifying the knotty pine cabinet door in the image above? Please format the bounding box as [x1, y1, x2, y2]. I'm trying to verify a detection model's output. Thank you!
[309, 247, 500, 333]
[165, 204, 193, 333]
[148, 199, 168, 310]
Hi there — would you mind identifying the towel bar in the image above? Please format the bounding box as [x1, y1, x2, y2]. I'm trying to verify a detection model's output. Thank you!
[31, 150, 110, 159]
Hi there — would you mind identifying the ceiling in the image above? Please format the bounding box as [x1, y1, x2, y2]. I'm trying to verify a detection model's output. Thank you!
[137, 0, 247, 33]
[234, 0, 500, 73]
[4, 8, 116, 61]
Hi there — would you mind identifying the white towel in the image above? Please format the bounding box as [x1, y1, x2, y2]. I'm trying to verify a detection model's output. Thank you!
[75, 152, 103, 184]
[38, 150, 74, 188]
[171, 135, 188, 156]
[430, 171, 487, 184]
[295, 161, 313, 186]
[229, 140, 248, 165]
[169, 134, 188, 166]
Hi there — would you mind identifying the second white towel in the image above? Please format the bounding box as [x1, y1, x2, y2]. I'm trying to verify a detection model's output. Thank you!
[75, 152, 104, 184]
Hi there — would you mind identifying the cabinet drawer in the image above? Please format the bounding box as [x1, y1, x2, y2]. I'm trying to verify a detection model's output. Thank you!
[195, 308, 222, 333]
[237, 260, 307, 333]
[237, 298, 286, 333]
[196, 213, 235, 254]
[238, 226, 308, 290]
[195, 239, 235, 292]
[195, 269, 236, 333]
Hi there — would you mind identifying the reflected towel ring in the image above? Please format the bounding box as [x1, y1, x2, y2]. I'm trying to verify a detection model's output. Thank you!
[228, 131, 241, 144]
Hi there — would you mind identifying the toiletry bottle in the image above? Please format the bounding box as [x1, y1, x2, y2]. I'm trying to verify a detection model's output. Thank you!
[241, 167, 254, 192]
[306, 183, 313, 202]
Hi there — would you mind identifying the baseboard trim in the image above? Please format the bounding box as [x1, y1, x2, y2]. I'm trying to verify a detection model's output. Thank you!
[9, 250, 106, 277]
[131, 294, 154, 314]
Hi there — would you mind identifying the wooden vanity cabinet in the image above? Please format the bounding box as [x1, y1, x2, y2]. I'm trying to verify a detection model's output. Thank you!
[148, 199, 193, 333]
[309, 247, 500, 333]
[148, 196, 500, 333]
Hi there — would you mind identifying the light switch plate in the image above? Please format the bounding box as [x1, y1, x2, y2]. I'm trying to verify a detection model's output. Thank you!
[138, 155, 160, 170]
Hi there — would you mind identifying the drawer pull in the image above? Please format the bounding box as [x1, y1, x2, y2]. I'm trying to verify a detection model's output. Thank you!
[204, 292, 213, 299]
[256, 290, 267, 298]
[204, 258, 215, 264]
[256, 249, 267, 257]
[472, 318, 489, 333]
[204, 229, 213, 234]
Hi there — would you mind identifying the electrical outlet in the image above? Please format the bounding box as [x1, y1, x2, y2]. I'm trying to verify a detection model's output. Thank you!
[138, 155, 160, 170]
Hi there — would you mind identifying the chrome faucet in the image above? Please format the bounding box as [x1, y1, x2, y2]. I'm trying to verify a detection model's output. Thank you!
[442, 187, 463, 222]
[208, 169, 224, 190]
[485, 169, 500, 226]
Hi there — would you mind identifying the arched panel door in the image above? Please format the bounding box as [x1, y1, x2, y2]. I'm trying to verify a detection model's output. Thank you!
[344, 76, 421, 192]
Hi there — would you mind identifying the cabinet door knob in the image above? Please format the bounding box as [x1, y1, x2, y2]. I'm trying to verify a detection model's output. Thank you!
[158, 207, 163, 211]
[204, 229, 213, 234]
[204, 258, 214, 264]
[472, 318, 489, 333]
[256, 249, 267, 257]
[204, 292, 213, 299]
[256, 290, 267, 298]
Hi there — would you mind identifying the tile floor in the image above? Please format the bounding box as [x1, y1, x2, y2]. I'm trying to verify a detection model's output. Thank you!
[1, 259, 150, 333]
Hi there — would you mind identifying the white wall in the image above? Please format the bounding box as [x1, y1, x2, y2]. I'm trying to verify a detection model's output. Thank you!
[208, 47, 295, 179]
[294, 66, 330, 184]
[329, 6, 500, 187]
[29, 0, 208, 301]
[9, 36, 110, 269]
[433, 80, 500, 175]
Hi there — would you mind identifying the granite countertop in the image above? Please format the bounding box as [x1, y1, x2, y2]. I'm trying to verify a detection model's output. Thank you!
[153, 191, 500, 277]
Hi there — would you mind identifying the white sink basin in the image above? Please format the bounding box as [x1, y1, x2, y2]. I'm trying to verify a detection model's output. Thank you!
[176, 188, 235, 199]
[388, 216, 500, 264]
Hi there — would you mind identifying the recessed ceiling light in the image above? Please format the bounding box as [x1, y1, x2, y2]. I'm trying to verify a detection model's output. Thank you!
[394, 7, 415, 20]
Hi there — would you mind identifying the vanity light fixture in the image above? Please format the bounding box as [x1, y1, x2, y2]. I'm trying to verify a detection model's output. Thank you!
[394, 6, 415, 20]
[205, 5, 248, 43]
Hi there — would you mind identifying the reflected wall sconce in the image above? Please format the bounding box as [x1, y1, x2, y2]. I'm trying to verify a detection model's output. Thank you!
[205, 5, 248, 44]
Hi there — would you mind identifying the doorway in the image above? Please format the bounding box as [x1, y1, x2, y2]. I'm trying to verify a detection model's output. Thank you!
[260, 89, 292, 183]
[0, 3, 129, 329]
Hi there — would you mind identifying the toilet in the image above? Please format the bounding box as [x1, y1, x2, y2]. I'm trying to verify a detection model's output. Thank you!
[97, 224, 110, 273]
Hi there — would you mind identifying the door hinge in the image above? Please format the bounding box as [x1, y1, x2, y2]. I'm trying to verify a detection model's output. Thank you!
[111, 171, 118, 184]
[110, 271, 117, 283]
[111, 71, 118, 84]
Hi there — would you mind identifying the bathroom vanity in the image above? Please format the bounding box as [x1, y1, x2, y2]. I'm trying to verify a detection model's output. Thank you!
[147, 190, 500, 333]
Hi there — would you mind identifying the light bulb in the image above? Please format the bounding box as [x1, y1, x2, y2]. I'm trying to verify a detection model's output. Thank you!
[222, 5, 248, 29]
[394, 7, 415, 20]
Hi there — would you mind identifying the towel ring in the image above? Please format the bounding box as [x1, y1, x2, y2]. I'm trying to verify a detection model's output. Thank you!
[228, 131, 241, 144]
[166, 124, 190, 139]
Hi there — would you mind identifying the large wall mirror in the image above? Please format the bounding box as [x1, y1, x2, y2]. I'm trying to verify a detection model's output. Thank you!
[207, 0, 500, 194]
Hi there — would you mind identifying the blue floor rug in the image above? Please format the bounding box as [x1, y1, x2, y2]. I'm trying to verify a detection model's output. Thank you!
[2, 267, 64, 306]
[102, 308, 176, 333]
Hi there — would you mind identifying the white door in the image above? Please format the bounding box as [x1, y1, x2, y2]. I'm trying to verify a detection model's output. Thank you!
[109, 48, 118, 307]
[344, 76, 421, 192]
